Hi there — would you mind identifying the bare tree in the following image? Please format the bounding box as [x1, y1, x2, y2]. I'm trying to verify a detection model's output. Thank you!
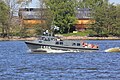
[35, 0, 53, 34]
[1, 0, 32, 37]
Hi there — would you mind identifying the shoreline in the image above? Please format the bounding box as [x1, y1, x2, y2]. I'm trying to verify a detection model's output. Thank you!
[61, 36, 120, 40]
[0, 37, 37, 41]
[0, 36, 120, 41]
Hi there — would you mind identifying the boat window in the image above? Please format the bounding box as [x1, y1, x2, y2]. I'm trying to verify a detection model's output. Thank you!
[77, 43, 80, 46]
[60, 42, 63, 45]
[42, 37, 45, 40]
[39, 37, 42, 40]
[51, 38, 54, 40]
[44, 38, 47, 41]
[48, 38, 50, 41]
[39, 41, 42, 43]
[56, 42, 59, 44]
[72, 43, 76, 46]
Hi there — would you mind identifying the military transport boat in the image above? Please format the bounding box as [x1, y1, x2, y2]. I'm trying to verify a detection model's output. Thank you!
[25, 33, 99, 53]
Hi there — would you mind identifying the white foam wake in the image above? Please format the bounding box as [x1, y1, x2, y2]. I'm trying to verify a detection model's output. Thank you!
[32, 48, 78, 53]
[46, 49, 71, 53]
[105, 47, 120, 52]
[27, 49, 32, 53]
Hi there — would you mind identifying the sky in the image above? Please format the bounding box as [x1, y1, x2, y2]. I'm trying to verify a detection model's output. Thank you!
[25, 0, 120, 8]
[26, 0, 39, 8]
[109, 0, 120, 4]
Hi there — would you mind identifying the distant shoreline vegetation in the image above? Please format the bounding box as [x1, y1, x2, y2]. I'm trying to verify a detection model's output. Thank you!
[0, 0, 120, 38]
[0, 36, 119, 41]
[0, 32, 120, 41]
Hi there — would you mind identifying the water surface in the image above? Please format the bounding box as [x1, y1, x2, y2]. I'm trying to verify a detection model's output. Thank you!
[0, 40, 120, 80]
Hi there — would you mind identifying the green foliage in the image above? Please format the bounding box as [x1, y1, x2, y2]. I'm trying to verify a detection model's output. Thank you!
[77, 0, 107, 8]
[77, 0, 119, 36]
[35, 24, 45, 35]
[62, 30, 95, 36]
[0, 0, 32, 37]
[0, 1, 9, 25]
[0, 1, 9, 37]
[115, 4, 120, 36]
[44, 0, 77, 33]
[91, 1, 120, 36]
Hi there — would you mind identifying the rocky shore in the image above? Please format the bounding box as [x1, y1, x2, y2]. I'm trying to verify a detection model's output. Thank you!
[0, 37, 37, 41]
[0, 36, 120, 41]
[61, 36, 120, 40]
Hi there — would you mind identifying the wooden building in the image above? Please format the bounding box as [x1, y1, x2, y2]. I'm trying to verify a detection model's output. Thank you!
[19, 8, 46, 28]
[19, 8, 94, 32]
[75, 8, 95, 31]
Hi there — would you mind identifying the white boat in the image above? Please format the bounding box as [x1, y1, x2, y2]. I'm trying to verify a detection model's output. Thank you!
[25, 33, 99, 53]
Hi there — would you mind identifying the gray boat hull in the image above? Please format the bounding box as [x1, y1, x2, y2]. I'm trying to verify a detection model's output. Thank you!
[25, 41, 99, 53]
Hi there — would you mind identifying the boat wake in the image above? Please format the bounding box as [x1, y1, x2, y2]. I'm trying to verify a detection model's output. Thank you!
[32, 48, 76, 53]
[45, 49, 71, 53]
[27, 48, 98, 53]
[105, 47, 120, 52]
[27, 49, 32, 53]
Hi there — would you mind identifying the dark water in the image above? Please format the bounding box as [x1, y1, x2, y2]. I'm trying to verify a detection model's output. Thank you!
[0, 40, 120, 80]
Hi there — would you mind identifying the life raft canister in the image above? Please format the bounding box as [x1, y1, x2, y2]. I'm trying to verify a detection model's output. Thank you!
[88, 44, 94, 48]
[82, 42, 88, 47]
[93, 45, 98, 48]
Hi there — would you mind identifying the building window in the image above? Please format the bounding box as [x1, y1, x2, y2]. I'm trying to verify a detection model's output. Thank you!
[51, 38, 55, 41]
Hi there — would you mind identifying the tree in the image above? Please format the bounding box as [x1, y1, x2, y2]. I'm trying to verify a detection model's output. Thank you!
[92, 1, 108, 35]
[0, 1, 9, 37]
[74, 0, 119, 37]
[90, 0, 118, 36]
[1, 0, 32, 37]
[77, 0, 107, 8]
[43, 0, 77, 33]
[32, 0, 52, 35]
[115, 4, 120, 36]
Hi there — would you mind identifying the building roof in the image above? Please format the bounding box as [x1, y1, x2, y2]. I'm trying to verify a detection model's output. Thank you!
[76, 8, 92, 19]
[19, 8, 92, 20]
[19, 8, 47, 20]
[19, 8, 46, 11]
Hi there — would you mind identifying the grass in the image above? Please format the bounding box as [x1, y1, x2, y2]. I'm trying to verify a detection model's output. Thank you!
[62, 30, 95, 37]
